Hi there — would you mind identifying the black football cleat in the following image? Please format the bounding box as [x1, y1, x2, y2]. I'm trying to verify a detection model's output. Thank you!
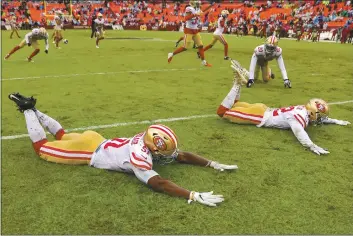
[271, 73, 275, 79]
[8, 92, 37, 112]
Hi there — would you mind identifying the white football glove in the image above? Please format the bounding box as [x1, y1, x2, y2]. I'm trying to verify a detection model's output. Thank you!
[188, 191, 224, 207]
[209, 161, 238, 171]
[335, 120, 351, 126]
[309, 144, 330, 155]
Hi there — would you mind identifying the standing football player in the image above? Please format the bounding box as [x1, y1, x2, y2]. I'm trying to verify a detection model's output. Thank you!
[216, 60, 350, 155]
[90, 13, 97, 39]
[94, 13, 105, 48]
[202, 10, 230, 60]
[246, 35, 292, 88]
[53, 11, 66, 49]
[4, 27, 49, 62]
[167, 0, 213, 67]
[9, 16, 21, 39]
[8, 92, 238, 206]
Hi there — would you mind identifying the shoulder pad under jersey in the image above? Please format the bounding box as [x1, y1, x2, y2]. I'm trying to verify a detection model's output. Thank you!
[275, 46, 283, 56]
[254, 45, 266, 56]
[129, 132, 153, 171]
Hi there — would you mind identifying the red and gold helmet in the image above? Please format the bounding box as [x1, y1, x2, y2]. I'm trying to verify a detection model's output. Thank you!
[221, 10, 229, 18]
[264, 35, 279, 54]
[305, 98, 329, 125]
[143, 124, 178, 163]
[97, 13, 103, 18]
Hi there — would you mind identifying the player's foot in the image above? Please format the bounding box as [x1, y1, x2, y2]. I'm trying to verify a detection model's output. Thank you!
[4, 54, 10, 60]
[224, 56, 230, 60]
[197, 52, 201, 59]
[202, 60, 212, 67]
[231, 60, 247, 85]
[271, 73, 275, 79]
[96, 45, 99, 48]
[27, 57, 34, 62]
[167, 53, 173, 63]
[8, 92, 37, 112]
[52, 41, 55, 44]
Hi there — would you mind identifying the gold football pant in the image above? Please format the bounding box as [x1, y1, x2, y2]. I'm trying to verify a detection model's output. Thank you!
[255, 61, 271, 82]
[38, 131, 105, 165]
[223, 102, 267, 125]
[19, 39, 39, 49]
[183, 33, 203, 48]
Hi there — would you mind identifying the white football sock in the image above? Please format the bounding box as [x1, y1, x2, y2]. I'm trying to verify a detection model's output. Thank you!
[35, 110, 63, 136]
[221, 84, 241, 109]
[24, 110, 47, 143]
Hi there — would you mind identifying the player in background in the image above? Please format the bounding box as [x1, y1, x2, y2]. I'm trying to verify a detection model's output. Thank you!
[90, 13, 97, 39]
[168, 0, 213, 67]
[8, 92, 238, 207]
[4, 27, 49, 62]
[217, 60, 350, 155]
[9, 16, 21, 39]
[94, 13, 105, 48]
[295, 18, 303, 42]
[53, 11, 66, 49]
[246, 35, 292, 88]
[201, 10, 230, 60]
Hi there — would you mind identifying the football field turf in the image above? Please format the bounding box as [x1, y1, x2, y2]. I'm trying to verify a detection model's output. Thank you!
[1, 30, 353, 235]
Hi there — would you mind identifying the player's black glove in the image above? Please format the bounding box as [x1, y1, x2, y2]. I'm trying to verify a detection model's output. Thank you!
[247, 79, 255, 88]
[27, 43, 31, 47]
[284, 79, 292, 88]
[45, 49, 48, 54]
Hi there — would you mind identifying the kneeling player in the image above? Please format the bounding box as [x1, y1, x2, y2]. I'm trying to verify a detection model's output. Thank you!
[8, 93, 238, 207]
[95, 13, 105, 48]
[246, 35, 292, 88]
[217, 60, 350, 155]
[4, 27, 49, 62]
[202, 10, 230, 60]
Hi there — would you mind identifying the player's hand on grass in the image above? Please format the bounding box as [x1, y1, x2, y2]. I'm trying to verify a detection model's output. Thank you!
[309, 144, 329, 155]
[188, 191, 224, 207]
[27, 43, 31, 47]
[210, 161, 238, 171]
[45, 50, 48, 54]
[284, 79, 292, 88]
[247, 79, 255, 88]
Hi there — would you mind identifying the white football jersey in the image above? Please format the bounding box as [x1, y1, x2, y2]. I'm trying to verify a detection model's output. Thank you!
[94, 18, 105, 29]
[214, 16, 226, 35]
[90, 132, 159, 184]
[258, 105, 314, 148]
[258, 105, 309, 129]
[254, 44, 282, 63]
[185, 6, 199, 30]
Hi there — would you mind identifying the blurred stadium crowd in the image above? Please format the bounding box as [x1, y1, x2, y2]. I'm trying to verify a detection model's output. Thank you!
[2, 0, 353, 42]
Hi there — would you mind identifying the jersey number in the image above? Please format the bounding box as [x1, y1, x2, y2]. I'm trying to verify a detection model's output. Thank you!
[273, 106, 295, 116]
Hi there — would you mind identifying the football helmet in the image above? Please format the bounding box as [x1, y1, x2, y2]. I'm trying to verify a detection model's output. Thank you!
[264, 35, 278, 54]
[305, 98, 329, 125]
[189, 0, 201, 8]
[143, 124, 178, 164]
[221, 10, 229, 18]
[97, 13, 103, 18]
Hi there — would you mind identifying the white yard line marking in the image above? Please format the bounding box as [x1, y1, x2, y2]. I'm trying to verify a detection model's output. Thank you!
[2, 100, 353, 141]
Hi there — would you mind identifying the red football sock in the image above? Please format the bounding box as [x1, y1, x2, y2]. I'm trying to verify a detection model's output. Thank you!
[8, 45, 20, 56]
[32, 139, 48, 154]
[203, 44, 212, 52]
[198, 47, 205, 60]
[55, 129, 66, 140]
[217, 105, 229, 117]
[28, 49, 40, 59]
[177, 36, 184, 43]
[172, 47, 186, 55]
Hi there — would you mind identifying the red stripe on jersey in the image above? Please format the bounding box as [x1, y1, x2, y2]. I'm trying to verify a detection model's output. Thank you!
[131, 152, 152, 169]
[130, 161, 152, 171]
[225, 112, 261, 124]
[294, 115, 305, 128]
[42, 145, 93, 155]
[296, 114, 307, 128]
[39, 150, 91, 160]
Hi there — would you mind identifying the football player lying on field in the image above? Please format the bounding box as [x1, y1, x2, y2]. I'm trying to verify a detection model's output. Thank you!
[8, 93, 238, 207]
[216, 60, 350, 155]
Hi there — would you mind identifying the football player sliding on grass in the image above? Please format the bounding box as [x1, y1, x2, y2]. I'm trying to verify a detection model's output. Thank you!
[8, 93, 238, 207]
[4, 27, 49, 62]
[217, 60, 350, 155]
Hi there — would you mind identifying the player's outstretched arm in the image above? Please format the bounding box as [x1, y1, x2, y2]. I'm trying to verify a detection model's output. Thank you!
[147, 175, 224, 207]
[176, 151, 238, 171]
[322, 117, 351, 126]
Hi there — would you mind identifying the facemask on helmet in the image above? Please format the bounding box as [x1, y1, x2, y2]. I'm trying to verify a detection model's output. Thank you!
[264, 35, 278, 54]
[305, 98, 329, 125]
